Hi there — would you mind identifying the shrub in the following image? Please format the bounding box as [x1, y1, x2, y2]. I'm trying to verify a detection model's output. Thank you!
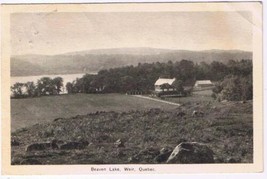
[212, 75, 252, 101]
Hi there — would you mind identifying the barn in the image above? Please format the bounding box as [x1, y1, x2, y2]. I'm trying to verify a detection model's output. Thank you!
[154, 77, 176, 92]
[194, 80, 214, 89]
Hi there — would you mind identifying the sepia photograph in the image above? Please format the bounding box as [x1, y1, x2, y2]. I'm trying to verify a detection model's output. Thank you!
[1, 2, 263, 175]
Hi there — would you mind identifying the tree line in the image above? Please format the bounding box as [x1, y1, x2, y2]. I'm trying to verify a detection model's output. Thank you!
[11, 77, 63, 98]
[11, 59, 252, 101]
[65, 59, 252, 101]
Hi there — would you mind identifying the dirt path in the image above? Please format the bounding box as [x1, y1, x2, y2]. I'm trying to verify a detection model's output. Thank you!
[133, 95, 181, 107]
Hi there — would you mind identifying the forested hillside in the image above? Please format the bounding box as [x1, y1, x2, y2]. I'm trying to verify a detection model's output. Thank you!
[66, 59, 252, 96]
[11, 59, 252, 101]
[11, 48, 252, 76]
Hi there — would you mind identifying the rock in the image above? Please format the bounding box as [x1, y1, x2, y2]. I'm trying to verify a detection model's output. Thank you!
[25, 140, 59, 152]
[214, 156, 224, 163]
[53, 117, 63, 122]
[211, 106, 217, 110]
[221, 100, 228, 103]
[139, 147, 160, 157]
[20, 158, 42, 165]
[192, 110, 204, 117]
[129, 148, 160, 163]
[128, 156, 138, 163]
[59, 140, 89, 150]
[176, 111, 186, 117]
[97, 134, 111, 143]
[26, 143, 47, 152]
[166, 142, 214, 164]
[148, 108, 161, 115]
[50, 139, 60, 149]
[54, 139, 65, 146]
[154, 147, 172, 163]
[11, 157, 21, 165]
[177, 138, 187, 144]
[73, 115, 82, 119]
[115, 148, 126, 157]
[11, 138, 20, 146]
[39, 128, 55, 138]
[227, 157, 241, 163]
[114, 139, 125, 148]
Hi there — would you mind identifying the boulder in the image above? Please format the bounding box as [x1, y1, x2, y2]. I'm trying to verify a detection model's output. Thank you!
[221, 100, 228, 103]
[51, 139, 60, 149]
[211, 106, 217, 110]
[128, 156, 138, 163]
[53, 117, 63, 122]
[176, 111, 186, 117]
[240, 100, 246, 104]
[166, 142, 214, 164]
[115, 148, 126, 157]
[53, 139, 65, 146]
[147, 108, 161, 115]
[192, 110, 204, 117]
[59, 140, 89, 150]
[154, 147, 173, 163]
[114, 139, 125, 148]
[129, 147, 160, 163]
[73, 115, 82, 119]
[25, 140, 59, 152]
[227, 157, 241, 163]
[11, 138, 20, 146]
[97, 134, 112, 143]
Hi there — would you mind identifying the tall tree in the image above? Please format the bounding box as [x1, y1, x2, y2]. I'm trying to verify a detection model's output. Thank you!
[66, 82, 74, 94]
[172, 80, 184, 93]
[24, 81, 36, 97]
[52, 77, 63, 94]
[179, 60, 195, 81]
[11, 82, 24, 98]
[37, 77, 55, 95]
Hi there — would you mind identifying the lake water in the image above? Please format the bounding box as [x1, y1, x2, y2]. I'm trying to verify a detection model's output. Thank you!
[11, 73, 87, 94]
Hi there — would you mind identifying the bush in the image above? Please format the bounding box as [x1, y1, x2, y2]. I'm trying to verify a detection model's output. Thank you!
[212, 75, 252, 101]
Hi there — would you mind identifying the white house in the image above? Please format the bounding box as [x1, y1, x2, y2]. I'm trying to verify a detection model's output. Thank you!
[154, 77, 176, 92]
[194, 80, 214, 89]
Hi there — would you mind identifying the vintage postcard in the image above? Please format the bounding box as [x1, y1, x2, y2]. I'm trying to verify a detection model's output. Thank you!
[1, 2, 263, 175]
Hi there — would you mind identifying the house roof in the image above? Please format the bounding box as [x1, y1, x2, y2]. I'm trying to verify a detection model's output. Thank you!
[155, 78, 176, 86]
[195, 80, 213, 85]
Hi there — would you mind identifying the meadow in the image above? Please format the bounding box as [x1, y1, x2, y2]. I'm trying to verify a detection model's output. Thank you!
[11, 93, 178, 131]
[164, 89, 214, 105]
[11, 92, 253, 164]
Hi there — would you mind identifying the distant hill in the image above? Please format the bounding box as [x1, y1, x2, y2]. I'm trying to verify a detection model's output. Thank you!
[11, 48, 252, 77]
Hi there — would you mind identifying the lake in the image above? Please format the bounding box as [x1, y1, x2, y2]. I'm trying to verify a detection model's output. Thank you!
[11, 73, 88, 94]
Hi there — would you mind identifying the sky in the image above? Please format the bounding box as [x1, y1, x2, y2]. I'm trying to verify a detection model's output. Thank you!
[11, 11, 252, 55]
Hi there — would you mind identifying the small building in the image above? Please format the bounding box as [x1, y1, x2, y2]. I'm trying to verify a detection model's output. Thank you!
[154, 77, 176, 92]
[194, 80, 214, 89]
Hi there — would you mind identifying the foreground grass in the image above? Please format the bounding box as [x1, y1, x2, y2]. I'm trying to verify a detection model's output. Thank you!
[11, 100, 253, 164]
[11, 93, 178, 131]
[164, 90, 214, 105]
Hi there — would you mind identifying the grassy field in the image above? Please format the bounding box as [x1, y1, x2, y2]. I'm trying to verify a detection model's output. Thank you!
[11, 93, 178, 131]
[164, 89, 214, 105]
[11, 91, 253, 164]
[11, 99, 253, 164]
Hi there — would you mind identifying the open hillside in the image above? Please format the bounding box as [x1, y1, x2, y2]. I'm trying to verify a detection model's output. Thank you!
[11, 98, 253, 164]
[11, 48, 252, 76]
[11, 94, 178, 132]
